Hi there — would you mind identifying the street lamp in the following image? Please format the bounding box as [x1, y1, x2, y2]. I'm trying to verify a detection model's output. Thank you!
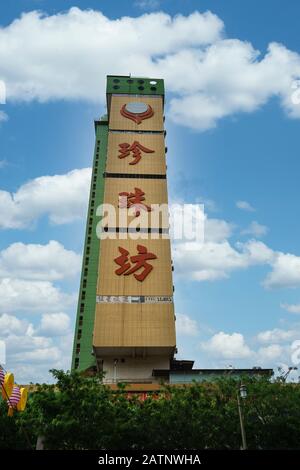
[240, 384, 247, 399]
[237, 383, 247, 450]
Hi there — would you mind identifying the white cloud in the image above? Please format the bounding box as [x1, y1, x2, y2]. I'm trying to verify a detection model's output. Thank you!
[0, 339, 5, 364]
[0, 80, 6, 104]
[5, 333, 52, 353]
[166, 41, 300, 129]
[11, 346, 62, 363]
[5, 363, 52, 384]
[0, 111, 8, 122]
[0, 9, 222, 103]
[281, 303, 300, 314]
[263, 252, 300, 289]
[0, 312, 73, 382]
[0, 240, 77, 381]
[236, 200, 256, 212]
[1, 9, 300, 130]
[173, 237, 273, 282]
[134, 0, 160, 9]
[0, 278, 76, 313]
[179, 322, 300, 370]
[173, 213, 300, 289]
[241, 221, 268, 238]
[204, 217, 234, 242]
[254, 339, 300, 371]
[174, 240, 246, 281]
[202, 332, 253, 359]
[37, 312, 71, 336]
[0, 240, 81, 280]
[197, 196, 218, 213]
[176, 313, 199, 336]
[257, 344, 284, 361]
[0, 167, 91, 229]
[257, 328, 298, 343]
[0, 313, 30, 336]
[239, 239, 274, 264]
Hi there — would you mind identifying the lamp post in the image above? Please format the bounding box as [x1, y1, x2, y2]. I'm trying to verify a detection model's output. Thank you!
[237, 383, 247, 450]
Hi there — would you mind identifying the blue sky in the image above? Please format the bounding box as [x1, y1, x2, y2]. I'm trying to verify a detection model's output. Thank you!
[1, 0, 300, 382]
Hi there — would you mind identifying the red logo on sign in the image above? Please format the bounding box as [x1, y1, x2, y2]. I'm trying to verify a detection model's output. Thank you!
[120, 103, 154, 124]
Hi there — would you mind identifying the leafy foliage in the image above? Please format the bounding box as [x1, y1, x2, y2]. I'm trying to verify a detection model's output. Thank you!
[1, 369, 300, 449]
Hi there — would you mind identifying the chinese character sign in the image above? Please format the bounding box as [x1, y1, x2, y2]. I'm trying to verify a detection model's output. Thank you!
[114, 244, 157, 281]
[118, 141, 154, 165]
[118, 187, 152, 217]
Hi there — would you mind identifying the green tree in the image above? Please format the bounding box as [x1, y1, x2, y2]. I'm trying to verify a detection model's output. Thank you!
[1, 370, 300, 450]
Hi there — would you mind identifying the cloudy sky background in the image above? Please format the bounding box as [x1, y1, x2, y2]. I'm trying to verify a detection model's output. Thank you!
[1, 0, 300, 382]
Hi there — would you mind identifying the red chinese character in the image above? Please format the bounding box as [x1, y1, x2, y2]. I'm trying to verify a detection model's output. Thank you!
[118, 141, 154, 165]
[114, 247, 131, 275]
[114, 245, 157, 282]
[118, 187, 152, 217]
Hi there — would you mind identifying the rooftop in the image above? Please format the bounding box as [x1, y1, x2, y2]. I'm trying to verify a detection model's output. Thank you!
[106, 75, 164, 96]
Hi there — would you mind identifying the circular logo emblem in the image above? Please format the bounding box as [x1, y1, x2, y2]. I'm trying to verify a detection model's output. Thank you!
[125, 102, 148, 114]
[120, 102, 154, 124]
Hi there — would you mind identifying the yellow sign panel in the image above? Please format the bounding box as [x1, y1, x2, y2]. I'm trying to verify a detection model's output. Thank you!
[109, 95, 164, 131]
[102, 177, 169, 229]
[97, 238, 173, 296]
[106, 131, 166, 175]
[93, 87, 176, 360]
[93, 303, 176, 348]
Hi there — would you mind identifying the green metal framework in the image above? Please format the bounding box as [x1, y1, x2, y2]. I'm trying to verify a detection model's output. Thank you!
[71, 119, 108, 372]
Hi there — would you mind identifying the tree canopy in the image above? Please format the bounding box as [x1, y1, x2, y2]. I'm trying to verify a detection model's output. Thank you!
[1, 369, 300, 449]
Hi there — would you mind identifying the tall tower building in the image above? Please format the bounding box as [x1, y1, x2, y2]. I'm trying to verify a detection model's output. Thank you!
[72, 76, 177, 383]
[71, 75, 274, 386]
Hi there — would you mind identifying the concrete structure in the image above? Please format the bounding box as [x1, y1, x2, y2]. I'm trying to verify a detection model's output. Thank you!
[153, 364, 273, 384]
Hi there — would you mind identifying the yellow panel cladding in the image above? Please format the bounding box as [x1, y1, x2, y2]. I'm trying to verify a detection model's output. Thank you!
[106, 132, 166, 175]
[97, 238, 173, 296]
[102, 178, 169, 228]
[109, 95, 164, 131]
[93, 303, 176, 348]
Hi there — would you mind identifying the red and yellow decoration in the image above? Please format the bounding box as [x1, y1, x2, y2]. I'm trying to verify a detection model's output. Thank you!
[1, 370, 14, 399]
[0, 365, 28, 416]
